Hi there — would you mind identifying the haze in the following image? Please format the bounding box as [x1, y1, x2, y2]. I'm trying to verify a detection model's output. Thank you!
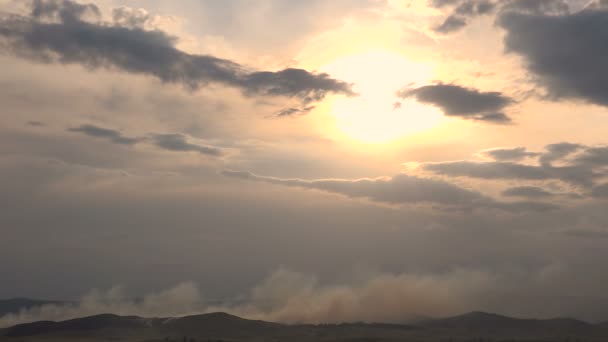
[2, 0, 608, 327]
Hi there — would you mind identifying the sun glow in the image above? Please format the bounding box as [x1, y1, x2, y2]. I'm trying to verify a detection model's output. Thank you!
[321, 50, 444, 143]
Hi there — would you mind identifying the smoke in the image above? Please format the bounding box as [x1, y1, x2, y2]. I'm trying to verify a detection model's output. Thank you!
[0, 282, 204, 327]
[220, 268, 494, 324]
[0, 268, 498, 327]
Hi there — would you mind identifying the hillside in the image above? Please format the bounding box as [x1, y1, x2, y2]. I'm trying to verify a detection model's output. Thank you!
[2, 311, 608, 342]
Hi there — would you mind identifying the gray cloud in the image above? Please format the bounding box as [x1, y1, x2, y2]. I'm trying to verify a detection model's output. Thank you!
[539, 142, 583, 166]
[397, 84, 513, 123]
[498, 6, 608, 107]
[221, 169, 556, 212]
[573, 146, 608, 167]
[31, 0, 101, 23]
[431, 0, 569, 33]
[433, 0, 496, 33]
[153, 133, 223, 156]
[0, 0, 354, 108]
[424, 160, 550, 180]
[68, 124, 140, 145]
[111, 7, 150, 28]
[502, 186, 555, 198]
[275, 105, 315, 117]
[423, 160, 597, 188]
[68, 124, 225, 157]
[435, 15, 468, 33]
[500, 0, 570, 15]
[422, 143, 608, 189]
[481, 147, 540, 161]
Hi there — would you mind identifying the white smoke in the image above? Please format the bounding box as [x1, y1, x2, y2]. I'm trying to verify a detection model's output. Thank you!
[0, 268, 497, 327]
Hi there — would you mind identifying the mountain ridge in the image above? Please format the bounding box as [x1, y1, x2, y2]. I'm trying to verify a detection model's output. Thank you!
[3, 310, 608, 341]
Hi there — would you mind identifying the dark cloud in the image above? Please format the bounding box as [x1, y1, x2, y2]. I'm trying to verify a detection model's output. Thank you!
[275, 106, 315, 117]
[424, 161, 598, 188]
[431, 0, 496, 33]
[0, 0, 354, 108]
[435, 15, 468, 33]
[423, 143, 608, 189]
[431, 0, 569, 33]
[398, 84, 513, 123]
[481, 147, 540, 161]
[430, 0, 463, 8]
[31, 0, 101, 23]
[68, 124, 140, 145]
[539, 142, 583, 166]
[434, 0, 496, 33]
[423, 160, 550, 180]
[498, 7, 608, 106]
[221, 170, 556, 212]
[68, 125, 224, 157]
[502, 186, 555, 198]
[573, 146, 608, 167]
[153, 133, 223, 156]
[500, 0, 569, 15]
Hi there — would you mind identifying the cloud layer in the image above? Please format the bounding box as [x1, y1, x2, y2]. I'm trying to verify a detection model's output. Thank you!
[499, 6, 608, 107]
[398, 84, 513, 123]
[221, 169, 557, 212]
[0, 0, 354, 109]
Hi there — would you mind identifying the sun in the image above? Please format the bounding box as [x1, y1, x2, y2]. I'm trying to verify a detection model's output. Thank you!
[320, 50, 444, 143]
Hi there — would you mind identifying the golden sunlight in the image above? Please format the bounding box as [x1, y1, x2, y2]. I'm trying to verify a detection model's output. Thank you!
[321, 50, 444, 143]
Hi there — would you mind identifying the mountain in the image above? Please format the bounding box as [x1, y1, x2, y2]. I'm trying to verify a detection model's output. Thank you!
[0, 298, 71, 317]
[2, 311, 608, 342]
[421, 311, 597, 339]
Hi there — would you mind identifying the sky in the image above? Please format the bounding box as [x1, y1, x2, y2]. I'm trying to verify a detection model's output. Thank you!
[2, 0, 608, 324]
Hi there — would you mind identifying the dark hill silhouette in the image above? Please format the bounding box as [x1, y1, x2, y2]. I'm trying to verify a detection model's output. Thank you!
[3, 311, 608, 341]
[5, 313, 155, 337]
[421, 311, 595, 337]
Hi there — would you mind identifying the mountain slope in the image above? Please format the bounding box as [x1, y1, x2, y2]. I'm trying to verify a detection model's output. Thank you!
[2, 311, 608, 341]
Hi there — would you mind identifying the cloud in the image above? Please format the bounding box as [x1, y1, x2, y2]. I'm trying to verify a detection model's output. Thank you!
[152, 133, 223, 156]
[221, 169, 556, 212]
[422, 159, 596, 188]
[397, 84, 513, 123]
[275, 105, 315, 117]
[68, 124, 140, 145]
[539, 142, 583, 166]
[433, 0, 496, 33]
[422, 143, 608, 189]
[67, 124, 225, 157]
[430, 0, 569, 33]
[435, 15, 468, 33]
[500, 0, 570, 15]
[502, 186, 555, 198]
[0, 0, 354, 108]
[111, 6, 151, 28]
[573, 146, 608, 166]
[480, 147, 539, 161]
[498, 6, 608, 107]
[30, 0, 101, 23]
